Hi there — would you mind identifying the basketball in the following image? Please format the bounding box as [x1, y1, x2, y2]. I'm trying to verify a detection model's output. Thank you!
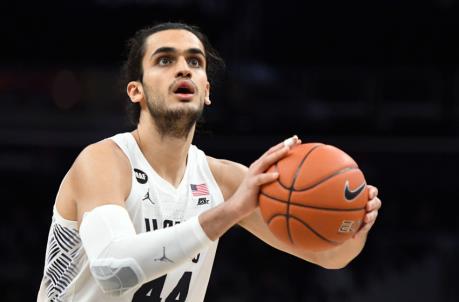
[259, 143, 368, 251]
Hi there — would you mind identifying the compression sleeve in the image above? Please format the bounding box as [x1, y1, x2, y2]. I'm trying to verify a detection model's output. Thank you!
[79, 204, 212, 296]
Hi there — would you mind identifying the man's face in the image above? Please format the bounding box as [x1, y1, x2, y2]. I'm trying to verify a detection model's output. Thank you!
[139, 29, 209, 138]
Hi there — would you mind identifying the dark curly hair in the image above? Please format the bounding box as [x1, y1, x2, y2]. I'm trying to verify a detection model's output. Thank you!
[121, 22, 225, 126]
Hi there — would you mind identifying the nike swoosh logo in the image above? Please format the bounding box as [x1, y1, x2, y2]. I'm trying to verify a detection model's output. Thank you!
[344, 180, 366, 201]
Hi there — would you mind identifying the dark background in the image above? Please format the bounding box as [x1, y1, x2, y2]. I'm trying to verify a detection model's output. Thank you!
[1, 0, 458, 301]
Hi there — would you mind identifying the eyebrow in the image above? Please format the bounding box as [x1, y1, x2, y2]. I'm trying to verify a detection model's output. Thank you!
[150, 47, 206, 59]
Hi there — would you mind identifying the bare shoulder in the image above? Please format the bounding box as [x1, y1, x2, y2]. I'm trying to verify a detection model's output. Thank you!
[57, 139, 131, 224]
[206, 156, 248, 200]
[71, 139, 130, 185]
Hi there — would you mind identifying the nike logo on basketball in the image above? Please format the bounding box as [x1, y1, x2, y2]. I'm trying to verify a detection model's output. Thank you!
[344, 181, 366, 201]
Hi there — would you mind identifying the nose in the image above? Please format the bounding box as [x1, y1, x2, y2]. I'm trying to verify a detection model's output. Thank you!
[175, 57, 192, 78]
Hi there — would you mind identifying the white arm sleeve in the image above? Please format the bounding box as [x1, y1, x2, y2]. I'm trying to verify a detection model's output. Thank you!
[79, 204, 212, 296]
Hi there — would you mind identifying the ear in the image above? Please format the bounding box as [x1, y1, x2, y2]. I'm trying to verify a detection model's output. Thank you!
[127, 81, 143, 103]
[204, 81, 211, 105]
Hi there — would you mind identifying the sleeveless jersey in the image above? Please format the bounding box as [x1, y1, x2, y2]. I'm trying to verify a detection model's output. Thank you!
[38, 132, 224, 301]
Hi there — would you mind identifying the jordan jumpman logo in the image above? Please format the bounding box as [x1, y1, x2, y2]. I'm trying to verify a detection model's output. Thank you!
[142, 189, 154, 205]
[154, 247, 174, 263]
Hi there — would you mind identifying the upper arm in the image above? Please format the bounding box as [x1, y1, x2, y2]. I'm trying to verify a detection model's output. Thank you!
[67, 140, 131, 225]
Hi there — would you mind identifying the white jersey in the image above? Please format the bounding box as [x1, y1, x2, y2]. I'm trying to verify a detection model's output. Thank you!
[38, 132, 224, 301]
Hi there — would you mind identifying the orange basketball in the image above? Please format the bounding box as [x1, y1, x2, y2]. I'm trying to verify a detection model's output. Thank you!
[259, 143, 368, 252]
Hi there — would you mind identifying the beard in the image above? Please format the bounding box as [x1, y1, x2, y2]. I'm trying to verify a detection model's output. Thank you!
[145, 91, 204, 139]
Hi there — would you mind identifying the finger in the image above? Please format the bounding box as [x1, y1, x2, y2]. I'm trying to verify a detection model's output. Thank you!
[364, 211, 378, 224]
[254, 145, 291, 173]
[282, 135, 300, 148]
[263, 135, 300, 157]
[354, 221, 373, 237]
[367, 185, 378, 199]
[252, 172, 279, 186]
[366, 197, 382, 212]
[250, 143, 290, 173]
[252, 136, 301, 172]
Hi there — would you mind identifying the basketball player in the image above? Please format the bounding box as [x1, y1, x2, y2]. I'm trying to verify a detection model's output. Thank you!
[37, 22, 381, 301]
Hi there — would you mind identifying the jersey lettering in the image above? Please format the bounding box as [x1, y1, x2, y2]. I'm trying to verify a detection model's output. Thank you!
[133, 272, 192, 301]
[163, 220, 174, 228]
[165, 272, 192, 302]
[133, 275, 166, 301]
[145, 219, 181, 232]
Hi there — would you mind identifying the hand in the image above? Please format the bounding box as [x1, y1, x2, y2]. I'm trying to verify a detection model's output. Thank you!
[354, 185, 381, 238]
[229, 135, 301, 220]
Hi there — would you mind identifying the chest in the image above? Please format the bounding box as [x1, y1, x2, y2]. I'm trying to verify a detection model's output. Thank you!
[128, 178, 220, 234]
[144, 184, 213, 221]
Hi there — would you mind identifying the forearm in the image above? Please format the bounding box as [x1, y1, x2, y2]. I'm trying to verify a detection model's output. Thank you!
[80, 205, 212, 296]
[199, 198, 243, 241]
[315, 232, 367, 269]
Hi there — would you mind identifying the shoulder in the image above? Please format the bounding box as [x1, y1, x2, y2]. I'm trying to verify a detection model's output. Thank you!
[71, 139, 130, 181]
[206, 156, 248, 200]
[65, 139, 131, 223]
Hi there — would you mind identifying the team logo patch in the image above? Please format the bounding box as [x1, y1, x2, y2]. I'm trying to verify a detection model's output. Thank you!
[134, 168, 148, 184]
[197, 197, 209, 205]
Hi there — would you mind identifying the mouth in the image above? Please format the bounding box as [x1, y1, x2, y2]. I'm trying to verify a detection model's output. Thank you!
[173, 80, 196, 100]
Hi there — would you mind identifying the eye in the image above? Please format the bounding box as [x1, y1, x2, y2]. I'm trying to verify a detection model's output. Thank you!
[158, 56, 173, 66]
[188, 57, 202, 68]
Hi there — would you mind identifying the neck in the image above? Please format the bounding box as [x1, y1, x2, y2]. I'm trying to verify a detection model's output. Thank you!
[134, 122, 195, 188]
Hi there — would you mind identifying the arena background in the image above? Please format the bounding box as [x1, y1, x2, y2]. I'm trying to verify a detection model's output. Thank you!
[1, 1, 458, 301]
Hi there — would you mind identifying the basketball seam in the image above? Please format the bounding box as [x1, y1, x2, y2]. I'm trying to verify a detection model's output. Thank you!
[285, 144, 323, 244]
[296, 166, 360, 191]
[268, 214, 341, 246]
[260, 192, 366, 211]
[275, 144, 323, 190]
[277, 166, 360, 192]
